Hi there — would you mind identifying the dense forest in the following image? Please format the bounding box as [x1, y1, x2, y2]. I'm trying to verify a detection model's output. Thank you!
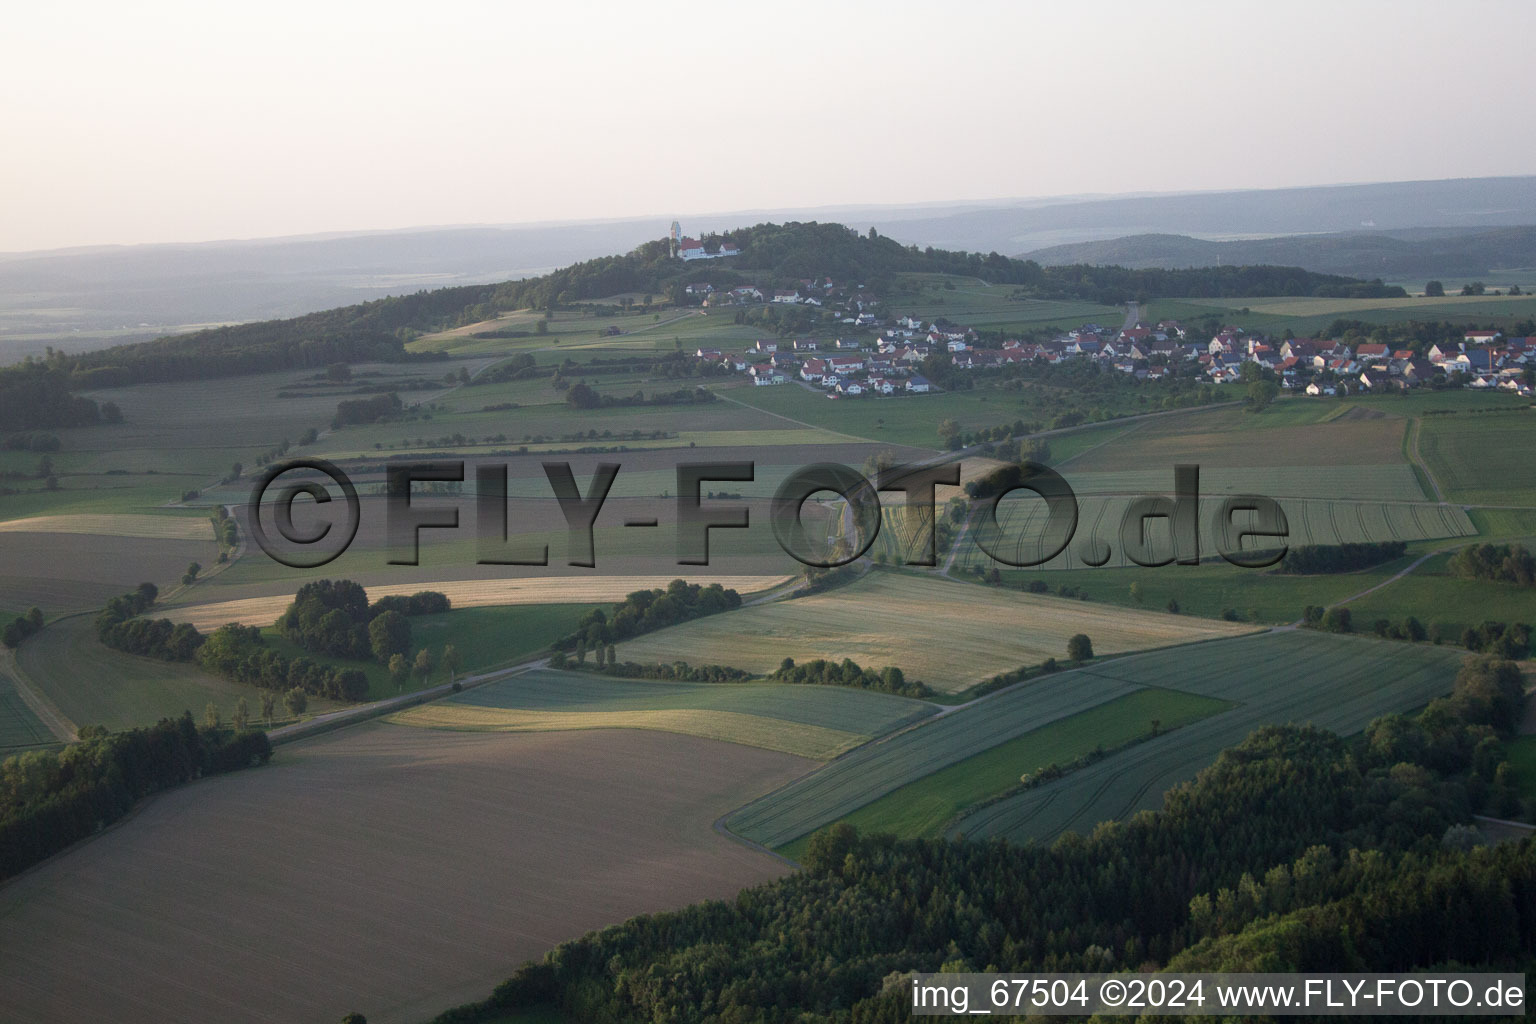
[2, 222, 1401, 418]
[425, 656, 1531, 1023]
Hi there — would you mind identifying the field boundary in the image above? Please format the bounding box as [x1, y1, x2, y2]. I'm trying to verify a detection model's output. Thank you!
[0, 645, 77, 743]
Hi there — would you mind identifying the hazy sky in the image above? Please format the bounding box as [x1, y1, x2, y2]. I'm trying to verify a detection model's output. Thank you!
[4, 0, 1534, 253]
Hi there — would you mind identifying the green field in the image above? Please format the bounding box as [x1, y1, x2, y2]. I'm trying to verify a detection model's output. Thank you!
[389, 666, 936, 760]
[16, 616, 289, 734]
[1341, 551, 1536, 638]
[1417, 410, 1536, 505]
[727, 630, 1465, 849]
[779, 687, 1229, 855]
[261, 602, 602, 702]
[953, 632, 1466, 843]
[0, 666, 57, 754]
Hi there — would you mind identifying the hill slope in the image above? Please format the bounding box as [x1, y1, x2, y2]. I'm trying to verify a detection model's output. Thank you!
[1024, 225, 1536, 280]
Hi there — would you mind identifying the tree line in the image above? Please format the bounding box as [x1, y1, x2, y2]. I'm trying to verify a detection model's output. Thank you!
[0, 713, 270, 880]
[423, 655, 1530, 1023]
[1277, 541, 1407, 575]
[563, 383, 717, 411]
[559, 580, 742, 652]
[771, 657, 933, 699]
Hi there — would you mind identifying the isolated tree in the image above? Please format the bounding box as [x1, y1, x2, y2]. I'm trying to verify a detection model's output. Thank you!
[1150, 718, 1162, 737]
[260, 690, 276, 726]
[1165, 597, 1180, 614]
[442, 643, 461, 682]
[26, 607, 43, 630]
[368, 610, 411, 663]
[283, 687, 307, 717]
[341, 1013, 368, 1024]
[413, 648, 435, 685]
[44, 475, 58, 491]
[232, 697, 250, 732]
[1424, 280, 1445, 297]
[594, 643, 607, 669]
[937, 418, 960, 443]
[229, 461, 243, 480]
[388, 653, 409, 691]
[100, 400, 123, 423]
[203, 702, 221, 730]
[1460, 281, 1486, 296]
[1246, 379, 1278, 412]
[1067, 634, 1094, 663]
[606, 643, 616, 666]
[182, 561, 201, 585]
[1129, 582, 1144, 604]
[575, 636, 587, 666]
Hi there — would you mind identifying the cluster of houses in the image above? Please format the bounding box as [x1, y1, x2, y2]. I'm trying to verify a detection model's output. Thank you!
[691, 302, 1535, 399]
[695, 336, 933, 396]
[684, 276, 883, 325]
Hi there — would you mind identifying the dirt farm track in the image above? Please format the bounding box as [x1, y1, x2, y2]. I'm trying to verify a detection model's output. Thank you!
[0, 724, 808, 1024]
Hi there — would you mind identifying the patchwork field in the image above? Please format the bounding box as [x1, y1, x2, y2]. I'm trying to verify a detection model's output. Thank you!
[0, 724, 807, 1024]
[617, 572, 1258, 693]
[163, 574, 792, 630]
[779, 687, 1231, 854]
[731, 631, 1465, 850]
[954, 631, 1465, 843]
[390, 668, 935, 760]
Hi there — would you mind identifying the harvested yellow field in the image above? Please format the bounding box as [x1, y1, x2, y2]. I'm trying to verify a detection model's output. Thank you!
[0, 514, 212, 541]
[163, 574, 791, 630]
[390, 704, 865, 760]
[618, 572, 1259, 693]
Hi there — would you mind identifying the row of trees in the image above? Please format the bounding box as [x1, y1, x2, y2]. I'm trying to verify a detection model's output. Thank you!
[425, 655, 1530, 1023]
[0, 713, 270, 879]
[563, 383, 716, 410]
[560, 580, 742, 651]
[771, 657, 933, 699]
[1278, 541, 1407, 575]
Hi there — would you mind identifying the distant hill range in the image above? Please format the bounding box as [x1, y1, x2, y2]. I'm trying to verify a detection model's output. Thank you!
[1022, 225, 1536, 281]
[3, 175, 1533, 361]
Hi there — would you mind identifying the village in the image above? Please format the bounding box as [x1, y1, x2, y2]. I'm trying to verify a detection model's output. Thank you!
[684, 276, 1536, 400]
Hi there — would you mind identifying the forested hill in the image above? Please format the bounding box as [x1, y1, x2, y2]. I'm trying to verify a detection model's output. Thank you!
[10, 221, 1399, 399]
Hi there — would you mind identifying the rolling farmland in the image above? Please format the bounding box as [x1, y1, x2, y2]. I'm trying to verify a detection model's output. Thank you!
[955, 631, 1465, 842]
[162, 574, 792, 630]
[390, 667, 934, 760]
[0, 724, 806, 1024]
[616, 572, 1256, 693]
[780, 687, 1231, 851]
[727, 630, 1465, 850]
